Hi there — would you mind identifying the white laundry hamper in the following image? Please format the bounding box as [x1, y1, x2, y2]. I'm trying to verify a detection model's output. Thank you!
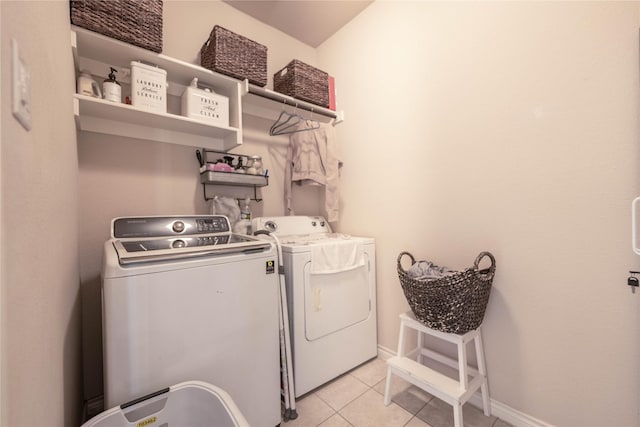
[82, 381, 249, 427]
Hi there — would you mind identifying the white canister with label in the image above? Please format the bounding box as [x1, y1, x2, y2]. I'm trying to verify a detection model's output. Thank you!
[131, 61, 167, 113]
[181, 78, 229, 126]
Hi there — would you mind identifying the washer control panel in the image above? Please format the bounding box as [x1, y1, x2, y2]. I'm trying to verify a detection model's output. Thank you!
[112, 215, 231, 239]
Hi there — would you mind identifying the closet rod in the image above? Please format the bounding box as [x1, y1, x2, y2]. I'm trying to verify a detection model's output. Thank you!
[246, 83, 339, 120]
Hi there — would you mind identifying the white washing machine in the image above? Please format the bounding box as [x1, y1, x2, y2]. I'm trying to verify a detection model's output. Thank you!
[102, 215, 281, 427]
[253, 216, 378, 397]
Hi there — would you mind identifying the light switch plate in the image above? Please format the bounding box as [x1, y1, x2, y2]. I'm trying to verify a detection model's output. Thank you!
[12, 39, 32, 131]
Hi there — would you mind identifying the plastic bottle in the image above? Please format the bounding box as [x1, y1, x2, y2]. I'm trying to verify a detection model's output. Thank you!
[240, 198, 251, 220]
[240, 198, 252, 234]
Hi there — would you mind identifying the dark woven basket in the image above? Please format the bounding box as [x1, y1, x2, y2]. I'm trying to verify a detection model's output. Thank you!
[397, 251, 496, 334]
[274, 59, 329, 108]
[70, 0, 163, 53]
[200, 26, 268, 87]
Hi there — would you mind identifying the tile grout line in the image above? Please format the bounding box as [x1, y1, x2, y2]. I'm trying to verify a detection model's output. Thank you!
[333, 371, 380, 426]
[311, 372, 373, 426]
[330, 371, 372, 426]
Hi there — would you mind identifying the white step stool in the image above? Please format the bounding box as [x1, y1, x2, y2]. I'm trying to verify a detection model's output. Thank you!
[384, 311, 490, 427]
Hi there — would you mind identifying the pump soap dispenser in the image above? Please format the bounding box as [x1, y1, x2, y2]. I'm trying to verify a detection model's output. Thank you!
[103, 67, 121, 103]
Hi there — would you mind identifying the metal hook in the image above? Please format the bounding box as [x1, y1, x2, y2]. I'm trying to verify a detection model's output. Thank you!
[628, 270, 639, 293]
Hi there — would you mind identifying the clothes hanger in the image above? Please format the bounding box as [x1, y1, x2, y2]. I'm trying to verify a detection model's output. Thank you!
[269, 109, 300, 135]
[269, 101, 303, 135]
[269, 102, 320, 136]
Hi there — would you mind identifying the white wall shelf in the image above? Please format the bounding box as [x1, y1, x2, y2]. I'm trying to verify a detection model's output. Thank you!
[74, 94, 241, 150]
[71, 25, 345, 149]
[71, 26, 243, 150]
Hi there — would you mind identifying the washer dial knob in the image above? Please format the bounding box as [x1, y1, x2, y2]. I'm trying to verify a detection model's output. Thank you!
[172, 239, 186, 248]
[172, 221, 185, 233]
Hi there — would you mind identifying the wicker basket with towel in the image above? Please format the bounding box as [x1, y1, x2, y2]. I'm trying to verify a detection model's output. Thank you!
[397, 251, 496, 334]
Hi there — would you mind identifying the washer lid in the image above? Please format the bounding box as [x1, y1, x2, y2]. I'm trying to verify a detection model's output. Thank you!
[112, 234, 271, 265]
[109, 215, 271, 265]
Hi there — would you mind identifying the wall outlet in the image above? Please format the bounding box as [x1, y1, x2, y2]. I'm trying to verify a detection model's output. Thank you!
[12, 39, 32, 131]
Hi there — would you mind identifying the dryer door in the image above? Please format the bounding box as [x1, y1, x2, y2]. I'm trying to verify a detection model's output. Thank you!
[303, 256, 372, 341]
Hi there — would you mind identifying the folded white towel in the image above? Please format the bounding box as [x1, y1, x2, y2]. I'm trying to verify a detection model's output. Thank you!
[310, 240, 365, 274]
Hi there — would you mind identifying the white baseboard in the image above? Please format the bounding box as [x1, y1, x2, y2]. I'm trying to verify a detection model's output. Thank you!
[377, 346, 553, 427]
[377, 345, 396, 360]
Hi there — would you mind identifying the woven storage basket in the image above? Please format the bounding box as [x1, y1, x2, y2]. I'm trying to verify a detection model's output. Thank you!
[200, 26, 268, 87]
[70, 0, 163, 53]
[397, 251, 496, 334]
[274, 60, 329, 108]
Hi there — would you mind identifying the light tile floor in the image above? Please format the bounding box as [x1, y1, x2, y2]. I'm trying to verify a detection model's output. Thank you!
[282, 357, 513, 427]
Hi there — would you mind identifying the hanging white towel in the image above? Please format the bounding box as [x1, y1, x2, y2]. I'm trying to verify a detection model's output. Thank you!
[310, 240, 365, 275]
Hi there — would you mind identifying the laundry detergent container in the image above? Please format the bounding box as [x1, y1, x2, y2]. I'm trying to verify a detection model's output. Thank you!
[82, 381, 249, 427]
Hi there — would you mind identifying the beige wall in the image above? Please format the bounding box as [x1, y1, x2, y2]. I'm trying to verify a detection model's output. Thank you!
[1, 1, 81, 426]
[78, 1, 324, 402]
[2, 1, 638, 426]
[318, 1, 640, 426]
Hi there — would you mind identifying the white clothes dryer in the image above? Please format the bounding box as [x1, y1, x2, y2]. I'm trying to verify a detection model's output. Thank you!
[253, 216, 378, 397]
